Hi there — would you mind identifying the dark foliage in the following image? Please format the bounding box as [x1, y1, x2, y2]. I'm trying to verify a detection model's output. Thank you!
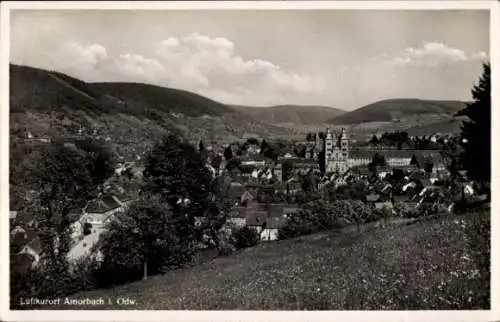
[83, 222, 93, 236]
[232, 227, 260, 249]
[96, 196, 187, 286]
[247, 137, 260, 146]
[142, 134, 212, 215]
[282, 160, 294, 181]
[223, 146, 233, 161]
[72, 138, 117, 187]
[278, 200, 376, 240]
[458, 63, 491, 184]
[369, 134, 380, 146]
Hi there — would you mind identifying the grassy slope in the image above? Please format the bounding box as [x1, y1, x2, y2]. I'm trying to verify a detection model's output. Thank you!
[404, 116, 467, 136]
[51, 212, 489, 310]
[231, 104, 345, 125]
[328, 99, 466, 125]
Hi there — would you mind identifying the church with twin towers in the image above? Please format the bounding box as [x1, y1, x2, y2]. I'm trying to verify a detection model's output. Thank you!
[305, 128, 350, 174]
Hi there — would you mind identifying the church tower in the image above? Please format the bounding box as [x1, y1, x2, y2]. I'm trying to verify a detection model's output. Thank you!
[324, 128, 350, 174]
[338, 128, 349, 174]
[324, 128, 335, 173]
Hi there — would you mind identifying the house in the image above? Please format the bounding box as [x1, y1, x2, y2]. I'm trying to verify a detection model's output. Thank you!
[246, 212, 267, 234]
[227, 182, 247, 201]
[260, 216, 287, 241]
[228, 206, 247, 228]
[81, 195, 125, 228]
[351, 165, 372, 177]
[381, 183, 393, 194]
[240, 155, 270, 167]
[240, 190, 254, 205]
[19, 238, 43, 266]
[245, 205, 287, 241]
[283, 204, 299, 218]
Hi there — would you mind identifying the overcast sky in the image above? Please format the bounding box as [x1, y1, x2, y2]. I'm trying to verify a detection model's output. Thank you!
[10, 9, 489, 110]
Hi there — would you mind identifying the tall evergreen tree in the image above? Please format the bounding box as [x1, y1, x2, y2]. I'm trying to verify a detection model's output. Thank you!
[198, 139, 205, 154]
[223, 145, 233, 161]
[458, 62, 491, 184]
[369, 135, 379, 146]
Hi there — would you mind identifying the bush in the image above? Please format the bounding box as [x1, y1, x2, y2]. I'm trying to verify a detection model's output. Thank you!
[278, 200, 378, 240]
[217, 239, 236, 256]
[10, 254, 103, 309]
[232, 227, 260, 249]
[394, 202, 420, 218]
[83, 222, 92, 236]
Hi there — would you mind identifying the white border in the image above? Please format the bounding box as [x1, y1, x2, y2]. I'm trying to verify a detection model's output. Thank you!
[1, 1, 499, 322]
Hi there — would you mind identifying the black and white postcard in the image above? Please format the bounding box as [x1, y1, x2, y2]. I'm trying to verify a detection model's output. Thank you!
[1, 1, 498, 322]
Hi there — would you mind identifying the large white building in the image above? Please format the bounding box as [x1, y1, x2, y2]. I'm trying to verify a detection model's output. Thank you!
[304, 128, 445, 174]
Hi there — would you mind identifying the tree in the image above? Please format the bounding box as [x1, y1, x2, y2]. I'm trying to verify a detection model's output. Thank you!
[83, 222, 92, 236]
[198, 140, 205, 154]
[143, 134, 212, 215]
[369, 135, 380, 146]
[458, 62, 491, 185]
[97, 196, 180, 284]
[223, 145, 233, 161]
[232, 227, 260, 249]
[246, 137, 260, 146]
[21, 142, 101, 281]
[318, 150, 326, 173]
[260, 139, 270, 153]
[282, 160, 294, 181]
[211, 154, 223, 170]
[72, 138, 117, 186]
[371, 153, 386, 166]
[294, 145, 306, 158]
[197, 178, 234, 252]
[141, 134, 228, 254]
[368, 153, 386, 173]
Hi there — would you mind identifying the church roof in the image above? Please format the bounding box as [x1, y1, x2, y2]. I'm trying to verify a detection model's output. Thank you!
[349, 149, 443, 160]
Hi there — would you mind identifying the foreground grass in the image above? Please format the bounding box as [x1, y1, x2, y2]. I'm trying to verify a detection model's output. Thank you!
[48, 212, 489, 310]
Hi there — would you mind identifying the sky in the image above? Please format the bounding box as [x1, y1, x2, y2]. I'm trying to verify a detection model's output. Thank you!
[10, 9, 490, 110]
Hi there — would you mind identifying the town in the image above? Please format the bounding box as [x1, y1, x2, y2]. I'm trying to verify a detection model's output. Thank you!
[10, 127, 488, 269]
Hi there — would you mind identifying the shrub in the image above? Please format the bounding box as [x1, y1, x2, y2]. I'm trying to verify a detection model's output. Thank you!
[278, 200, 377, 240]
[10, 254, 103, 309]
[232, 226, 260, 249]
[83, 222, 92, 236]
[394, 202, 420, 218]
[217, 239, 236, 256]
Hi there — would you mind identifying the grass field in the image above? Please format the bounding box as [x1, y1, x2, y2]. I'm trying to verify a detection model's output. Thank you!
[46, 211, 489, 310]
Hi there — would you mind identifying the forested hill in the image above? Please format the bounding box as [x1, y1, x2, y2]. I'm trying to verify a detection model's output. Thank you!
[328, 99, 466, 125]
[9, 64, 295, 156]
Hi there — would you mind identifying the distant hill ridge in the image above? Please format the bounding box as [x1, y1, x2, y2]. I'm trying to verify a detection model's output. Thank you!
[9, 64, 296, 154]
[230, 104, 345, 125]
[328, 98, 467, 125]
